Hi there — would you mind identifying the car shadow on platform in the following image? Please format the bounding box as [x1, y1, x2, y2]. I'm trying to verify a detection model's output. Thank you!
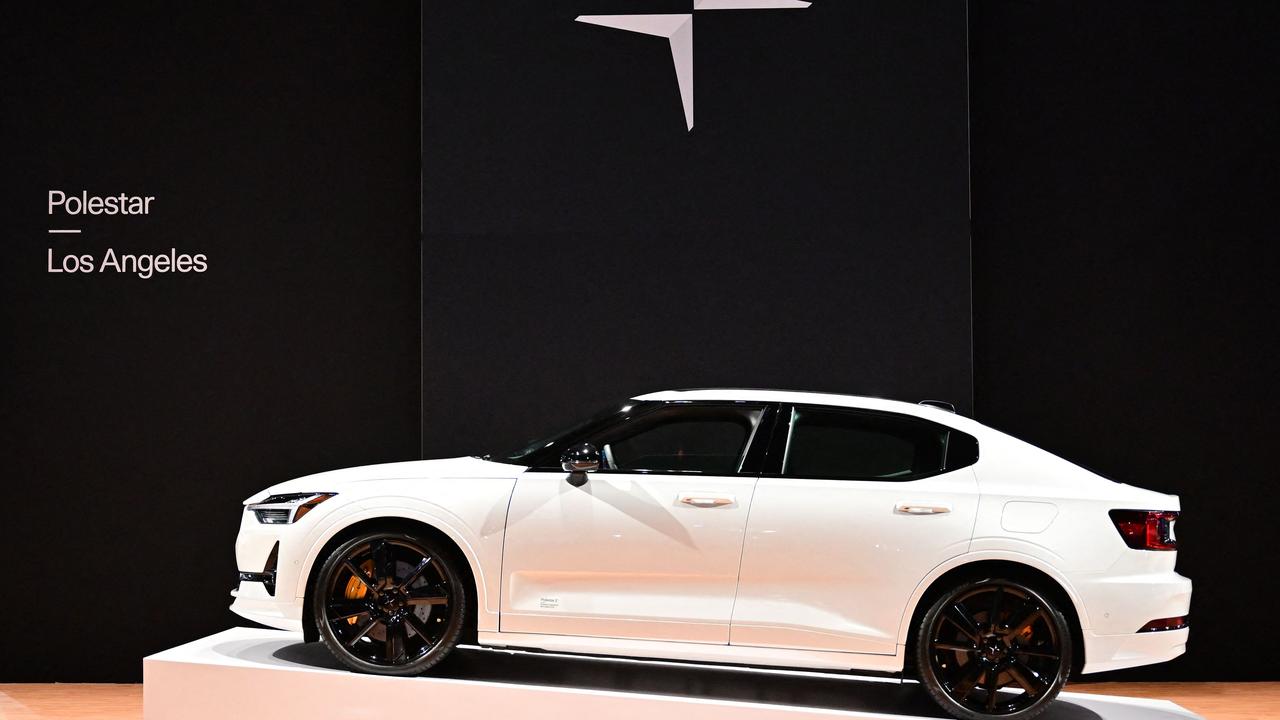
[272, 641, 1105, 720]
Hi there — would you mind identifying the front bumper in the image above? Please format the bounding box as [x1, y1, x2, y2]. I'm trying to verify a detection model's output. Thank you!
[230, 580, 304, 632]
[230, 508, 307, 632]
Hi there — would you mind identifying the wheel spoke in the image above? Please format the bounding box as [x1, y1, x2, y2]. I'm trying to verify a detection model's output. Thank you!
[1007, 602, 1044, 637]
[385, 620, 406, 662]
[934, 642, 977, 654]
[328, 601, 370, 622]
[989, 584, 1004, 631]
[951, 662, 984, 701]
[1012, 647, 1060, 660]
[345, 618, 378, 647]
[985, 667, 1001, 711]
[404, 611, 436, 645]
[404, 594, 448, 606]
[341, 561, 379, 598]
[944, 602, 982, 643]
[372, 541, 393, 585]
[397, 557, 433, 591]
[1007, 661, 1047, 698]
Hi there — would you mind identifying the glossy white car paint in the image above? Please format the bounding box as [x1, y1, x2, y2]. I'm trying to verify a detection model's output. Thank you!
[231, 389, 1190, 676]
[501, 469, 758, 643]
[729, 466, 980, 656]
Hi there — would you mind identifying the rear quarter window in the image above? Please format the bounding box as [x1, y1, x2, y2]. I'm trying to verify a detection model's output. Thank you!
[782, 406, 977, 481]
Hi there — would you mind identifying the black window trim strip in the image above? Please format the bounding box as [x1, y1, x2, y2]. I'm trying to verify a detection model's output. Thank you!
[527, 400, 777, 477]
[760, 402, 978, 482]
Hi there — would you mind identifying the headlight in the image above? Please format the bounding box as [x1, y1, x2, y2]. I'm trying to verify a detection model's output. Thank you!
[247, 493, 336, 524]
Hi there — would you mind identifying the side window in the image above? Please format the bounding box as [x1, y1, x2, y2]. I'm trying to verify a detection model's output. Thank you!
[587, 404, 764, 474]
[782, 406, 976, 480]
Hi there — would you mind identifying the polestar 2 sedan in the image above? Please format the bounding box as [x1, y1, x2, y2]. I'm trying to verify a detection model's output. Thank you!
[231, 389, 1190, 720]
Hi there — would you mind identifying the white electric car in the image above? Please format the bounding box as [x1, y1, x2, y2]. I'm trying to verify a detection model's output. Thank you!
[231, 389, 1190, 720]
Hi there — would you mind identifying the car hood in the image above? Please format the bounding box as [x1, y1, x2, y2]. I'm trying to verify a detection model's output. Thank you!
[243, 456, 524, 504]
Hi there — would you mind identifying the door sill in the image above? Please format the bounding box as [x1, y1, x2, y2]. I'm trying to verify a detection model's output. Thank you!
[476, 631, 904, 675]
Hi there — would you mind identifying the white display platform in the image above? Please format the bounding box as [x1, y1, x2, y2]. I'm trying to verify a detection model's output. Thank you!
[144, 628, 1202, 720]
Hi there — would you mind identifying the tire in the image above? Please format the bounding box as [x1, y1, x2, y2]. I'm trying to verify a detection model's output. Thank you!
[916, 577, 1072, 720]
[313, 530, 468, 676]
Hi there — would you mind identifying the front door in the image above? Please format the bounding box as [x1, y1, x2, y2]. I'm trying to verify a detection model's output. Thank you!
[500, 402, 769, 644]
[730, 404, 980, 655]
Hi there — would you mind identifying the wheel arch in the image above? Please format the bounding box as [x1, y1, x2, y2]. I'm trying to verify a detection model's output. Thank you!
[899, 555, 1086, 677]
[299, 516, 481, 645]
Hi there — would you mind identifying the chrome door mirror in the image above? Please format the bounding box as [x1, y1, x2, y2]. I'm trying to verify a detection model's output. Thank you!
[560, 442, 601, 474]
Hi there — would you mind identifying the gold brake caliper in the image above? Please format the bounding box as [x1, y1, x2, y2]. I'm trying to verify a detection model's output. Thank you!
[344, 560, 375, 624]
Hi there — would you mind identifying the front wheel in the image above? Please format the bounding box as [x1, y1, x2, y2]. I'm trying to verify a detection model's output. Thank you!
[916, 578, 1071, 720]
[313, 530, 468, 675]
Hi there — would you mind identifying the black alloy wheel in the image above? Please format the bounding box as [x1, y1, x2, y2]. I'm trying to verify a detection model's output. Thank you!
[314, 531, 467, 675]
[917, 578, 1071, 720]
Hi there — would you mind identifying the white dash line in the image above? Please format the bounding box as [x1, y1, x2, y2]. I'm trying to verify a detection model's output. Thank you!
[48, 229, 81, 234]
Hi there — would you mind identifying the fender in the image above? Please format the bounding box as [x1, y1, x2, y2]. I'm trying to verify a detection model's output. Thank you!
[895, 548, 1093, 646]
[293, 496, 506, 633]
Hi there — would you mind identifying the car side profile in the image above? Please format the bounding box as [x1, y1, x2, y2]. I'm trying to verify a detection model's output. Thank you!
[231, 389, 1190, 720]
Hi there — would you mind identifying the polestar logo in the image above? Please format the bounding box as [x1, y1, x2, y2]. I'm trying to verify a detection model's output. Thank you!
[576, 1, 812, 131]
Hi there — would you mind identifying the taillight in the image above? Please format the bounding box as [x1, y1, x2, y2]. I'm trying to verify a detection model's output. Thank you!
[1109, 509, 1179, 551]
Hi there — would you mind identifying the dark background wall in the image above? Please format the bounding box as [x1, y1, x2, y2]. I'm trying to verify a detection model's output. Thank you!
[969, 1, 1280, 681]
[2, 0, 1276, 685]
[421, 1, 973, 458]
[0, 2, 420, 682]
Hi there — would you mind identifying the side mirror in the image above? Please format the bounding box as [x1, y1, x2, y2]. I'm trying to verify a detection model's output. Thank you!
[561, 442, 601, 474]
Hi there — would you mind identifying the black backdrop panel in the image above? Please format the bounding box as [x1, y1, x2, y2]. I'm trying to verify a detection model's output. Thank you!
[422, 1, 972, 457]
[970, 1, 1280, 681]
[5, 0, 1272, 687]
[0, 2, 420, 682]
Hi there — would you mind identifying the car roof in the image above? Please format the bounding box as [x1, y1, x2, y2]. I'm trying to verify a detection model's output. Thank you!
[630, 390, 1116, 487]
[632, 388, 974, 425]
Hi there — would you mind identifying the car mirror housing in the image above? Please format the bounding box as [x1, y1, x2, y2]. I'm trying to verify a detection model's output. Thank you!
[560, 442, 601, 474]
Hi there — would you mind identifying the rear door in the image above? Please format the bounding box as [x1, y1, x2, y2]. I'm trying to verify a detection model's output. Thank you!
[730, 404, 979, 655]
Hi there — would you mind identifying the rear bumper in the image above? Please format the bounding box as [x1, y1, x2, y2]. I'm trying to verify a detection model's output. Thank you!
[1075, 569, 1192, 673]
[1082, 626, 1188, 673]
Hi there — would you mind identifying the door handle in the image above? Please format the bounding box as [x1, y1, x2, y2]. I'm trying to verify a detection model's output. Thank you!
[679, 494, 735, 508]
[895, 503, 951, 515]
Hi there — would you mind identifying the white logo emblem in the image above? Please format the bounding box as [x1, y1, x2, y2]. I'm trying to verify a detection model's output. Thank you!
[577, 1, 812, 130]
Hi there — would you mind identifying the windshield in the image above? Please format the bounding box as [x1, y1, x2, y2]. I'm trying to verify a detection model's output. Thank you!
[495, 401, 639, 464]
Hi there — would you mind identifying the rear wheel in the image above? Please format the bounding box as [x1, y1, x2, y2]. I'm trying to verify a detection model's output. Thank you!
[313, 530, 467, 675]
[916, 578, 1071, 720]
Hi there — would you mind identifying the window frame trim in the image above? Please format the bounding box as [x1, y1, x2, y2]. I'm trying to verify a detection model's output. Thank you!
[526, 400, 778, 477]
[761, 402, 978, 483]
